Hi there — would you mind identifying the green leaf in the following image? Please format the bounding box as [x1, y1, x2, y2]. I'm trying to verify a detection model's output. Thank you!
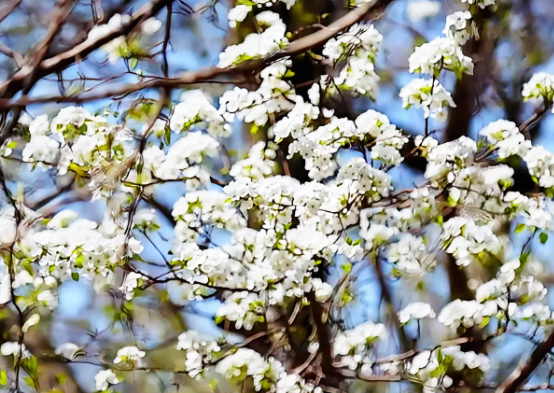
[520, 249, 531, 267]
[341, 263, 352, 274]
[71, 272, 79, 281]
[129, 57, 138, 70]
[479, 316, 490, 328]
[55, 373, 67, 385]
[164, 127, 171, 145]
[540, 232, 549, 244]
[0, 370, 7, 386]
[515, 223, 527, 234]
[23, 376, 35, 389]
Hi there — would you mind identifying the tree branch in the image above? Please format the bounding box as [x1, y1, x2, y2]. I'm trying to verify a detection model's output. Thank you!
[496, 332, 554, 393]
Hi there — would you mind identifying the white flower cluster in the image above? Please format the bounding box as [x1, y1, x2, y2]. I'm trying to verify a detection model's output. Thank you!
[386, 233, 436, 277]
[214, 348, 321, 393]
[219, 60, 296, 127]
[170, 90, 231, 137]
[333, 322, 386, 371]
[400, 79, 456, 120]
[521, 145, 554, 189]
[402, 10, 477, 121]
[443, 11, 473, 45]
[448, 164, 514, 210]
[218, 12, 288, 68]
[119, 272, 146, 300]
[522, 73, 554, 107]
[479, 119, 527, 159]
[461, 0, 496, 8]
[113, 345, 146, 366]
[321, 24, 383, 98]
[95, 369, 120, 391]
[176, 331, 223, 377]
[398, 302, 436, 324]
[409, 37, 473, 77]
[336, 158, 393, 201]
[229, 141, 278, 181]
[140, 131, 220, 192]
[87, 14, 161, 63]
[227, 1, 297, 28]
[216, 292, 265, 330]
[284, 109, 404, 180]
[423, 136, 476, 182]
[441, 217, 501, 267]
[406, 346, 490, 393]
[439, 259, 554, 328]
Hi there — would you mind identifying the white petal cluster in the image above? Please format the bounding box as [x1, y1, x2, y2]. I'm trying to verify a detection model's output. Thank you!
[119, 272, 146, 300]
[322, 24, 382, 98]
[461, 0, 496, 8]
[218, 12, 288, 68]
[95, 369, 120, 391]
[409, 37, 473, 77]
[441, 217, 501, 266]
[87, 14, 160, 63]
[227, 1, 297, 28]
[398, 302, 436, 324]
[479, 120, 526, 159]
[522, 73, 554, 107]
[214, 348, 319, 393]
[176, 331, 223, 377]
[133, 208, 160, 232]
[503, 191, 553, 230]
[386, 234, 436, 277]
[230, 142, 277, 181]
[522, 146, 554, 189]
[113, 346, 146, 366]
[333, 322, 386, 371]
[219, 60, 296, 127]
[140, 132, 220, 191]
[424, 136, 476, 182]
[400, 79, 456, 120]
[170, 90, 231, 137]
[336, 158, 392, 201]
[443, 11, 473, 45]
[406, 347, 490, 392]
[448, 165, 514, 210]
[216, 292, 265, 330]
[1, 342, 31, 359]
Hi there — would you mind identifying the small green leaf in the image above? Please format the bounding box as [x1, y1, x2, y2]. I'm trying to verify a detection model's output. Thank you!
[515, 223, 527, 234]
[71, 272, 79, 281]
[341, 263, 352, 274]
[55, 373, 67, 385]
[540, 232, 549, 244]
[129, 57, 138, 70]
[0, 370, 7, 386]
[23, 376, 35, 388]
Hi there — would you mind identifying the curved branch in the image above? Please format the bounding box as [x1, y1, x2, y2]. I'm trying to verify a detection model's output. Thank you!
[496, 332, 554, 393]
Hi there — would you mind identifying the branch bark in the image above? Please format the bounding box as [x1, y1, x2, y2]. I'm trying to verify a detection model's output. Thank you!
[496, 332, 554, 393]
